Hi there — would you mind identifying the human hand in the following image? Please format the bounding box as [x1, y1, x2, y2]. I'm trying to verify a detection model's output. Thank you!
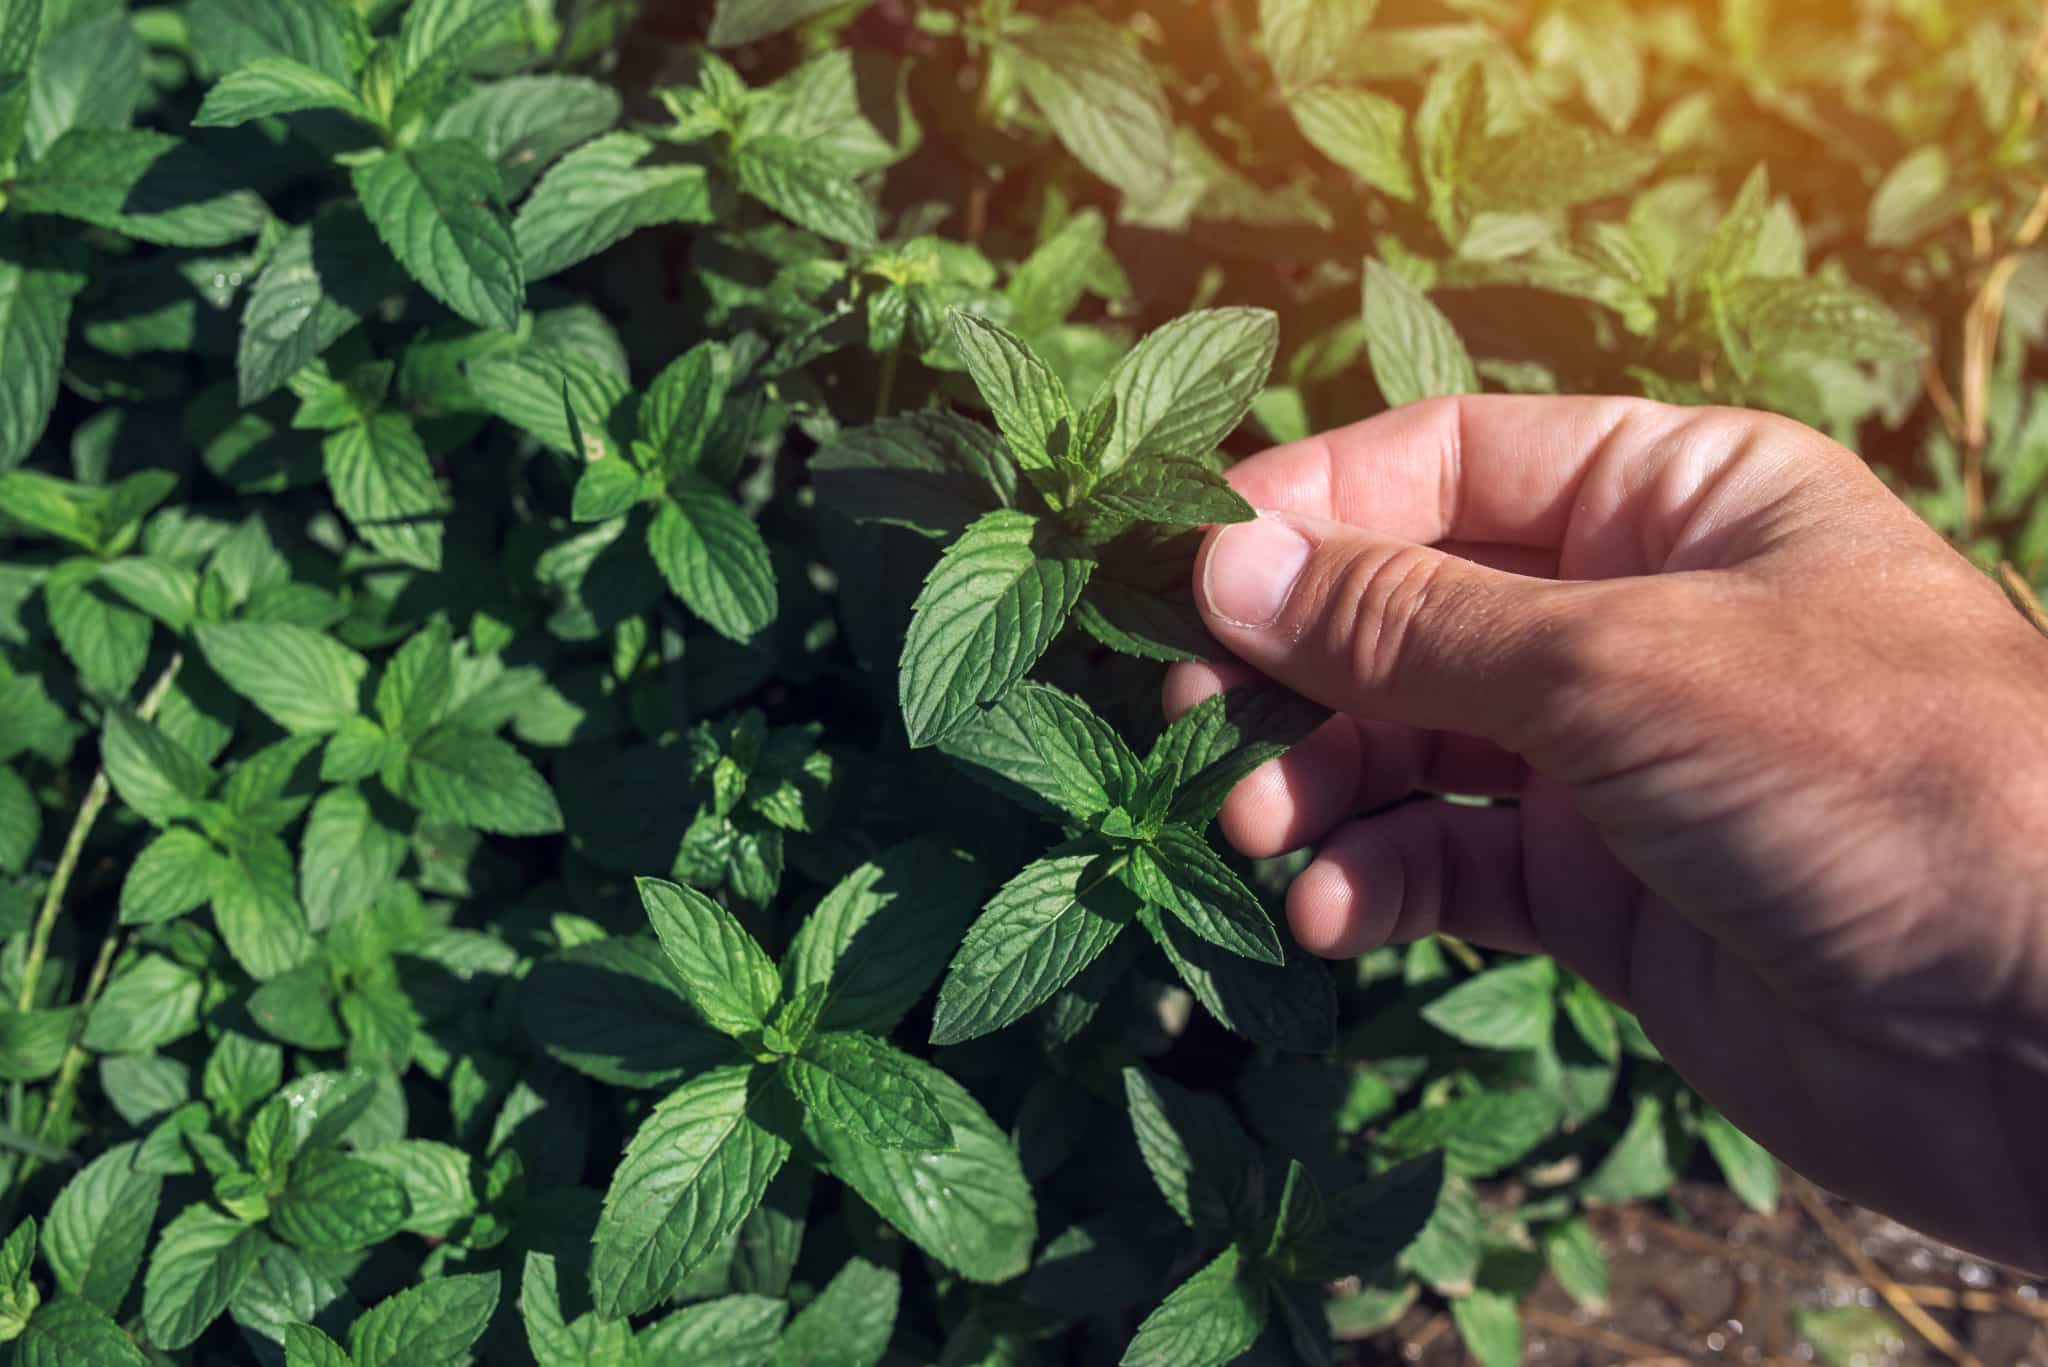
[1174, 395, 2048, 1270]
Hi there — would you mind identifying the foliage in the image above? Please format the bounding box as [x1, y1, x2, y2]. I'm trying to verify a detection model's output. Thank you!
[0, 0, 2032, 1361]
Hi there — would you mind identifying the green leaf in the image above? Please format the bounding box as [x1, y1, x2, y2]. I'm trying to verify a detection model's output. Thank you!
[1288, 85, 1413, 202]
[1699, 1106, 1778, 1213]
[15, 1297, 147, 1367]
[571, 455, 648, 522]
[284, 1324, 354, 1367]
[194, 57, 365, 127]
[1542, 1217, 1609, 1310]
[238, 207, 405, 405]
[1363, 260, 1478, 408]
[322, 414, 447, 571]
[707, 0, 850, 46]
[1126, 825, 1283, 965]
[1580, 1091, 1678, 1203]
[804, 1051, 1035, 1282]
[389, 0, 518, 127]
[949, 312, 1070, 471]
[638, 876, 780, 1038]
[785, 1031, 952, 1151]
[271, 1151, 411, 1253]
[469, 345, 630, 458]
[394, 725, 562, 835]
[1121, 1246, 1268, 1367]
[209, 836, 318, 980]
[1376, 1088, 1558, 1178]
[1075, 459, 1255, 543]
[1558, 975, 1619, 1062]
[348, 1273, 500, 1367]
[0, 1007, 73, 1082]
[246, 963, 344, 1050]
[1450, 1289, 1521, 1367]
[1725, 276, 1924, 363]
[930, 847, 1135, 1046]
[782, 839, 988, 1033]
[1260, 0, 1378, 91]
[0, 235, 73, 472]
[639, 1294, 787, 1362]
[82, 954, 202, 1053]
[96, 558, 198, 632]
[899, 509, 1093, 748]
[100, 706, 210, 828]
[432, 74, 621, 198]
[1008, 12, 1174, 201]
[1149, 681, 1328, 826]
[639, 341, 728, 478]
[522, 937, 735, 1089]
[520, 1251, 634, 1367]
[1419, 956, 1557, 1051]
[296, 786, 405, 934]
[771, 1256, 899, 1367]
[45, 560, 151, 698]
[187, 0, 367, 84]
[1281, 1154, 1443, 1282]
[810, 411, 1017, 540]
[1144, 904, 1335, 1052]
[1466, 116, 1657, 215]
[141, 1206, 266, 1351]
[45, 1144, 158, 1312]
[13, 129, 268, 246]
[514, 131, 714, 282]
[196, 622, 368, 734]
[590, 1064, 790, 1319]
[1123, 1066, 1259, 1233]
[733, 134, 877, 249]
[1011, 683, 1141, 822]
[1095, 308, 1279, 472]
[1006, 207, 1122, 337]
[375, 619, 456, 743]
[352, 142, 523, 331]
[646, 488, 778, 644]
[0, 763, 31, 872]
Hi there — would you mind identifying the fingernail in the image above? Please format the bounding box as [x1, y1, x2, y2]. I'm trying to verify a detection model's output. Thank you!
[1203, 514, 1311, 628]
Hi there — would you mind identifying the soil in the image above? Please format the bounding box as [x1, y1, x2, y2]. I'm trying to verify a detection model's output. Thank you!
[1359, 1181, 2048, 1366]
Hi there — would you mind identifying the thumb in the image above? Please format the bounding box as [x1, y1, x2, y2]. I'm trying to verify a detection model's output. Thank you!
[1194, 510, 1597, 746]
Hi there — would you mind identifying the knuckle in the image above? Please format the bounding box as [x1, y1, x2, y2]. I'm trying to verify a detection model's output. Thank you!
[1322, 542, 1461, 698]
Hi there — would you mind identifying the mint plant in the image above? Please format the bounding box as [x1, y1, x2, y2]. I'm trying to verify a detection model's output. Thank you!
[0, 0, 2012, 1362]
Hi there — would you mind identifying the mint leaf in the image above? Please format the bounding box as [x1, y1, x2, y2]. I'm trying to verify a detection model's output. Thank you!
[1260, 0, 1379, 91]
[802, 1051, 1035, 1282]
[210, 836, 318, 980]
[515, 132, 713, 282]
[1279, 1154, 1443, 1281]
[949, 312, 1070, 472]
[771, 1256, 899, 1367]
[194, 57, 365, 127]
[810, 411, 1018, 539]
[238, 207, 405, 405]
[393, 726, 563, 836]
[898, 509, 1093, 748]
[639, 1294, 788, 1361]
[285, 1324, 353, 1367]
[433, 75, 621, 198]
[520, 1251, 634, 1367]
[45, 1144, 160, 1313]
[0, 232, 76, 472]
[297, 787, 405, 933]
[82, 954, 202, 1053]
[638, 342, 727, 478]
[16, 1297, 146, 1367]
[353, 142, 523, 331]
[141, 1206, 265, 1351]
[1543, 1216, 1610, 1310]
[187, 0, 368, 83]
[119, 828, 219, 926]
[45, 560, 152, 698]
[322, 413, 447, 571]
[930, 847, 1135, 1046]
[1126, 825, 1284, 965]
[197, 622, 369, 734]
[1144, 903, 1335, 1052]
[1148, 681, 1328, 825]
[12, 129, 267, 245]
[271, 1151, 411, 1253]
[707, 0, 852, 46]
[1363, 260, 1478, 408]
[1016, 683, 1142, 822]
[1008, 12, 1174, 200]
[1265, 1158, 1325, 1257]
[100, 706, 210, 828]
[1123, 1066, 1259, 1233]
[389, 0, 518, 127]
[1698, 1107, 1778, 1214]
[647, 486, 777, 643]
[1122, 1246, 1269, 1367]
[782, 838, 988, 1033]
[469, 345, 630, 459]
[638, 876, 780, 1038]
[1449, 1289, 1521, 1367]
[571, 456, 648, 522]
[28, 14, 144, 161]
[1419, 956, 1557, 1051]
[348, 1273, 500, 1367]
[1288, 85, 1414, 202]
[1076, 458, 1255, 543]
[521, 938, 734, 1089]
[785, 1031, 952, 1152]
[374, 621, 456, 744]
[1094, 308, 1279, 472]
[590, 1064, 790, 1318]
[733, 134, 878, 249]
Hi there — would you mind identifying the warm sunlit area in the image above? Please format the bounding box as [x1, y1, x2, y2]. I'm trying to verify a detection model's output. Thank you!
[2, 0, 2047, 1363]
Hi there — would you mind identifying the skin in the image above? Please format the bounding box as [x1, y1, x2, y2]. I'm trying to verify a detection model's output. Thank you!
[1173, 394, 2048, 1271]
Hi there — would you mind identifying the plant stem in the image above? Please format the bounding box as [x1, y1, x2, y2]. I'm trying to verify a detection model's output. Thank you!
[16, 654, 182, 1016]
[874, 344, 902, 420]
[12, 929, 126, 1194]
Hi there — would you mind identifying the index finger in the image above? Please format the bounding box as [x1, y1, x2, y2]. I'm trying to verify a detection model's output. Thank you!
[1226, 394, 1801, 574]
